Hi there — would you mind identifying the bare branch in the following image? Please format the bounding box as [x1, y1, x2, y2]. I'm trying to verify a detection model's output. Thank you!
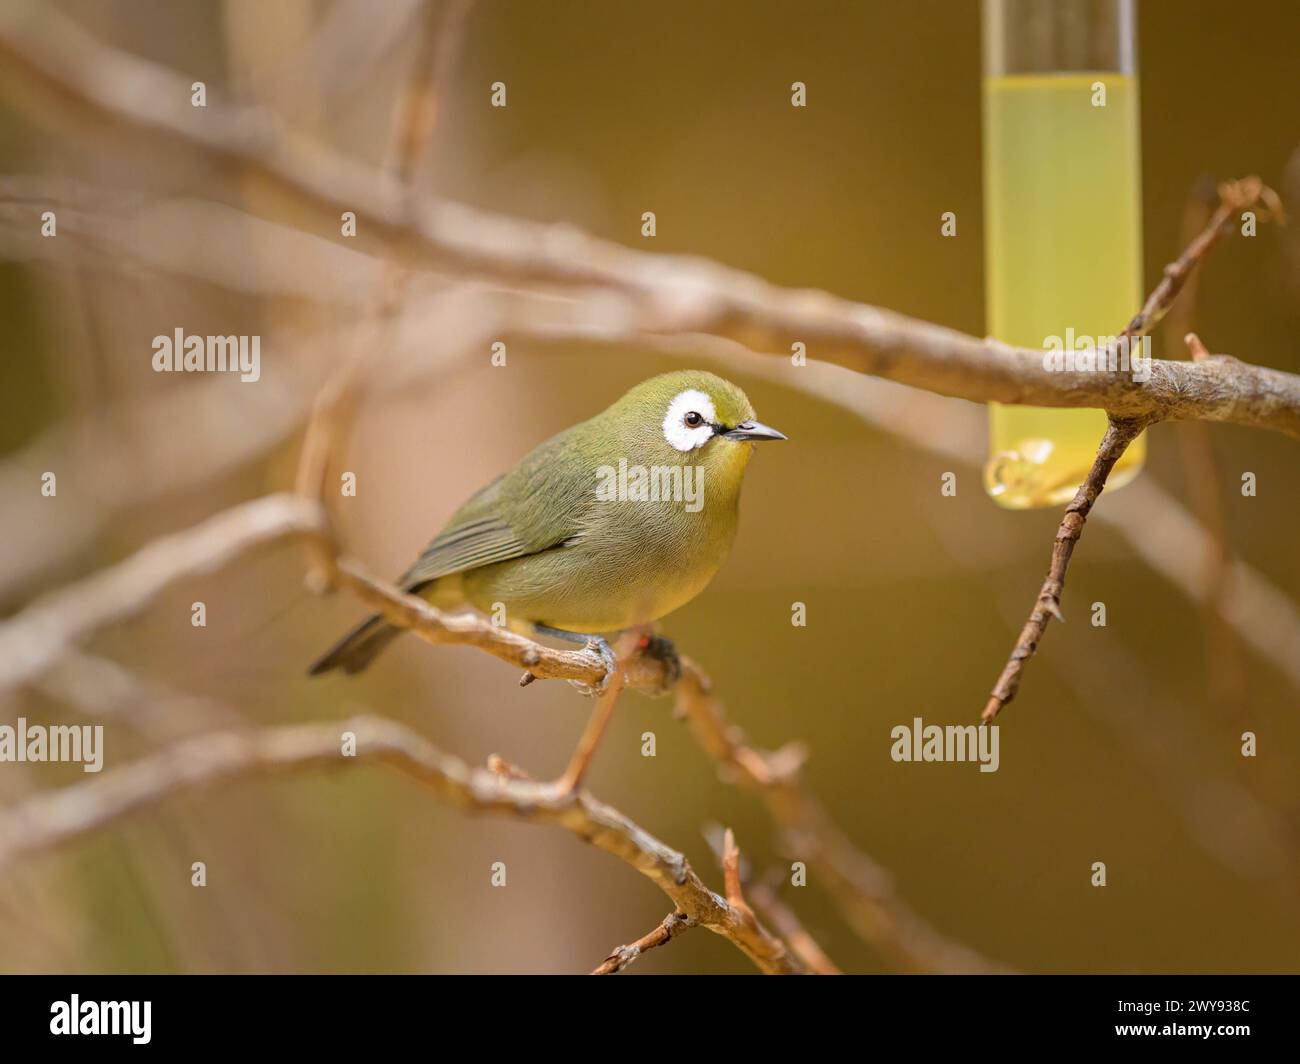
[722, 827, 759, 928]
[591, 911, 694, 975]
[980, 173, 1285, 724]
[0, 493, 663, 695]
[328, 557, 637, 687]
[700, 823, 841, 975]
[674, 663, 1010, 973]
[556, 664, 628, 794]
[982, 417, 1148, 724]
[0, 714, 801, 974]
[1120, 176, 1284, 341]
[747, 881, 842, 976]
[0, 494, 326, 691]
[2, 5, 1298, 439]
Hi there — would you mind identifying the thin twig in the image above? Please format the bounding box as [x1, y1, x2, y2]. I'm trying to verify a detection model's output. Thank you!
[591, 911, 694, 975]
[1121, 177, 1284, 341]
[982, 417, 1147, 723]
[701, 823, 841, 975]
[722, 828, 758, 928]
[556, 664, 628, 794]
[747, 881, 842, 976]
[981, 175, 1284, 724]
[485, 754, 536, 782]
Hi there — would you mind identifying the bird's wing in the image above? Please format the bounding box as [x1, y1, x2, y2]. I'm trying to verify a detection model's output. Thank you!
[397, 421, 596, 590]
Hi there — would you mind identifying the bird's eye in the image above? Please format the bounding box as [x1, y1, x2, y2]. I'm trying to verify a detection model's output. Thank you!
[684, 411, 704, 428]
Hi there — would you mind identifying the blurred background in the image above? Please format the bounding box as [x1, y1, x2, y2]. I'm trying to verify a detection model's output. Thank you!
[0, 0, 1297, 974]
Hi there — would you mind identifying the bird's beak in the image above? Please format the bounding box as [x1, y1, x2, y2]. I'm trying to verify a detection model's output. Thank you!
[721, 420, 788, 443]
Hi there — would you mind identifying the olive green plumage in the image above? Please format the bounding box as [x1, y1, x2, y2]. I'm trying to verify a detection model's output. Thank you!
[309, 370, 785, 676]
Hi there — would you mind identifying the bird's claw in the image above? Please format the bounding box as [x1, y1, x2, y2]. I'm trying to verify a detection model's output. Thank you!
[636, 632, 682, 693]
[568, 637, 617, 696]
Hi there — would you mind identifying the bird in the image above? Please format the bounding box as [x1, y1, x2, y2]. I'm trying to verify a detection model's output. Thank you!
[308, 369, 786, 686]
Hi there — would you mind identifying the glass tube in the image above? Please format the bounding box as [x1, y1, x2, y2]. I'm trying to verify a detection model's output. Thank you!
[982, 0, 1144, 508]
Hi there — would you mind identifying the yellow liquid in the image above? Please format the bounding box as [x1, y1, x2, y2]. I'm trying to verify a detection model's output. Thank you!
[983, 72, 1145, 508]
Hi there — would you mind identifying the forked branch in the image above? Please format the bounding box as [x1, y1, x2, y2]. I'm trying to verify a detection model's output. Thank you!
[0, 715, 801, 973]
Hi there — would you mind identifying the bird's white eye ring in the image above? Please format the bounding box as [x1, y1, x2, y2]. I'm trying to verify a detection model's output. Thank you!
[663, 388, 717, 451]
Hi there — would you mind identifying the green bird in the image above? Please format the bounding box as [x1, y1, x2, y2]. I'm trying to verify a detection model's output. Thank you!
[308, 369, 786, 683]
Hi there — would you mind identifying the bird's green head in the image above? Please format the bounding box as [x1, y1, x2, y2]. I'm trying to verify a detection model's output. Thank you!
[602, 369, 786, 481]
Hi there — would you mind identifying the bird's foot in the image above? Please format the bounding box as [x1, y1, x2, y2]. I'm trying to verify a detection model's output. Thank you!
[635, 631, 682, 693]
[570, 636, 618, 696]
[532, 624, 618, 696]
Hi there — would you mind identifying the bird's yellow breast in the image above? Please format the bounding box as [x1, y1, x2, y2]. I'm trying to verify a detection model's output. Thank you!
[455, 492, 739, 633]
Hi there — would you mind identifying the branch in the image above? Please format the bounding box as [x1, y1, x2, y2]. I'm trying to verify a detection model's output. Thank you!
[700, 823, 842, 975]
[982, 418, 1148, 723]
[2, 4, 1298, 439]
[330, 558, 613, 685]
[728, 355, 1300, 694]
[747, 881, 842, 977]
[555, 661, 628, 793]
[0, 715, 802, 974]
[979, 172, 1280, 724]
[722, 827, 759, 928]
[0, 494, 326, 691]
[0, 494, 658, 695]
[1121, 176, 1284, 340]
[591, 911, 695, 975]
[673, 662, 1010, 973]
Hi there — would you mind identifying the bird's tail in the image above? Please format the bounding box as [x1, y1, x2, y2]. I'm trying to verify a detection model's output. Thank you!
[308, 614, 403, 676]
